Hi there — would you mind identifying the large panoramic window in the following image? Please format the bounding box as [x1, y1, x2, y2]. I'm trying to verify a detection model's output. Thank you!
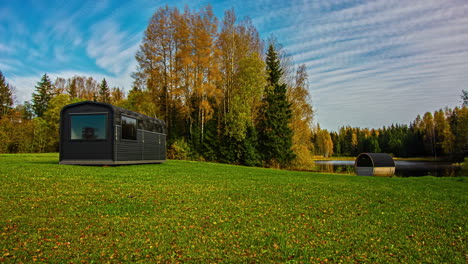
[122, 115, 137, 140]
[70, 114, 107, 140]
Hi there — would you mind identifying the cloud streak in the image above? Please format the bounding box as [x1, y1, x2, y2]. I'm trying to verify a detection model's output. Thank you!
[258, 0, 468, 130]
[2, 0, 144, 104]
[86, 18, 141, 75]
[2, 0, 467, 131]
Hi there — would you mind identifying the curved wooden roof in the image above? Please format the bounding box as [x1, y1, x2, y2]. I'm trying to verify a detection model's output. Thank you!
[355, 153, 395, 167]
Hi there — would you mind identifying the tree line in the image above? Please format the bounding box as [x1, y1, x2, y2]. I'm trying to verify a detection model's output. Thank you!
[126, 6, 315, 168]
[1, 5, 467, 165]
[0, 6, 315, 169]
[0, 72, 125, 153]
[312, 105, 468, 162]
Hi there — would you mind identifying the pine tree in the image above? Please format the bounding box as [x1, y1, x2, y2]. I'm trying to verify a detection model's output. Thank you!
[0, 71, 14, 117]
[462, 90, 468, 107]
[32, 73, 54, 118]
[258, 44, 295, 167]
[450, 106, 468, 161]
[98, 78, 111, 104]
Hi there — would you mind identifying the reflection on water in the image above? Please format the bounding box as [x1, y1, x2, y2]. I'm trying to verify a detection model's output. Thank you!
[314, 160, 463, 177]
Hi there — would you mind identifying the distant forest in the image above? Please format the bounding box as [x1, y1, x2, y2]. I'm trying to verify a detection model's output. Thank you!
[315, 108, 468, 161]
[0, 5, 467, 166]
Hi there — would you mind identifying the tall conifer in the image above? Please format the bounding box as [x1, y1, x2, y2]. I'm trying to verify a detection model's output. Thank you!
[462, 90, 468, 107]
[0, 71, 14, 117]
[32, 73, 54, 118]
[258, 44, 295, 167]
[98, 78, 111, 104]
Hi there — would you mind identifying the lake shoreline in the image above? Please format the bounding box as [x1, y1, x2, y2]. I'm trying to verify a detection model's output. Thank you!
[314, 156, 452, 162]
[313, 159, 463, 177]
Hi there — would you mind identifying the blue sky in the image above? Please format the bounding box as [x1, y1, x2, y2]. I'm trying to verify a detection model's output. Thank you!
[1, 0, 467, 131]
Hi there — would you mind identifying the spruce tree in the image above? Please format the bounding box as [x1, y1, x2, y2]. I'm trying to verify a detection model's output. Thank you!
[32, 73, 54, 118]
[462, 90, 468, 107]
[258, 44, 295, 167]
[98, 78, 111, 103]
[0, 71, 14, 117]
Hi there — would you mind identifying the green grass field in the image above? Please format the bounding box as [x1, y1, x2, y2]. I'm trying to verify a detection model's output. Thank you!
[0, 154, 466, 263]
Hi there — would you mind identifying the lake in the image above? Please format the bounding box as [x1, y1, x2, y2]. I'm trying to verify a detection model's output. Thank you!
[314, 160, 463, 177]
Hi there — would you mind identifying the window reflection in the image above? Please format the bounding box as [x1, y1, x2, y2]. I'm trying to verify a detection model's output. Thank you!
[122, 115, 137, 140]
[71, 114, 107, 140]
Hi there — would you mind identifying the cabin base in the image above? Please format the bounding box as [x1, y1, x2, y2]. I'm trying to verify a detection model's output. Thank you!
[60, 159, 166, 165]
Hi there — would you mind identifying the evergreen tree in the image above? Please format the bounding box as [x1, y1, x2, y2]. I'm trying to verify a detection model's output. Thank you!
[257, 44, 295, 167]
[462, 90, 468, 107]
[32, 73, 54, 118]
[449, 107, 468, 161]
[98, 78, 111, 104]
[0, 71, 14, 117]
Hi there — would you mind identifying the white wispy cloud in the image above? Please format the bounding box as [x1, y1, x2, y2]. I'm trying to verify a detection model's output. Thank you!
[0, 43, 13, 54]
[263, 0, 468, 130]
[42, 0, 110, 42]
[3, 0, 142, 104]
[3, 0, 467, 131]
[86, 17, 141, 75]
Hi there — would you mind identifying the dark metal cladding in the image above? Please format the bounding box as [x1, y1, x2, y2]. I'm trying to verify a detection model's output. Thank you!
[355, 153, 395, 167]
[60, 102, 114, 161]
[59, 101, 166, 165]
[112, 105, 167, 134]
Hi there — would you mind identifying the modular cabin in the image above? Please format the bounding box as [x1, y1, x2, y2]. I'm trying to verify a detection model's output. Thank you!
[355, 153, 395, 176]
[59, 101, 166, 165]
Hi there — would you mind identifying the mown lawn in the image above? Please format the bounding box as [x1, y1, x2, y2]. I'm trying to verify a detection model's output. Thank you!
[0, 153, 466, 263]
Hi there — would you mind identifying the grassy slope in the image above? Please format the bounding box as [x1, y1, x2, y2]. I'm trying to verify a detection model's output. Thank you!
[0, 154, 466, 263]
